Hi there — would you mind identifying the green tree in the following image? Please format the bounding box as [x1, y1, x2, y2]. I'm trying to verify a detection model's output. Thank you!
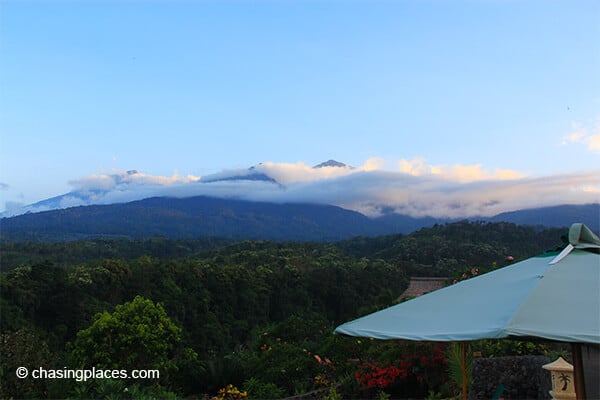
[70, 296, 184, 377]
[0, 329, 53, 399]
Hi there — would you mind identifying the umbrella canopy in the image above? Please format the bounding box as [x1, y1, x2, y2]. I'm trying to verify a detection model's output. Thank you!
[335, 223, 600, 344]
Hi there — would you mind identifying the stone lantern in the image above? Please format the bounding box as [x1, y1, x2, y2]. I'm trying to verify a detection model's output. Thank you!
[543, 357, 576, 400]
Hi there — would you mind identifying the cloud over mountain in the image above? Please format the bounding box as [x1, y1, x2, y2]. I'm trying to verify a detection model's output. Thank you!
[5, 158, 599, 219]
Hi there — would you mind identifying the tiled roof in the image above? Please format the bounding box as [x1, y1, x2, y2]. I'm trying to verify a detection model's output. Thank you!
[399, 277, 448, 300]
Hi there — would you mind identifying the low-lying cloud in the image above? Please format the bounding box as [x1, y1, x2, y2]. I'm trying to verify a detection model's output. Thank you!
[6, 159, 600, 219]
[397, 157, 526, 183]
[562, 118, 600, 153]
[69, 170, 200, 193]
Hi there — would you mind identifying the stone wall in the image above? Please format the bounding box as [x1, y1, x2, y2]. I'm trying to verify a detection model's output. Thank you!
[469, 356, 552, 400]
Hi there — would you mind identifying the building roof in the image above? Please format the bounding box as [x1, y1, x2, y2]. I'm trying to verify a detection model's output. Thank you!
[399, 277, 448, 300]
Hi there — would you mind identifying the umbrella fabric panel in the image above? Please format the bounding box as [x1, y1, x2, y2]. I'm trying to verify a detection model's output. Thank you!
[335, 255, 554, 341]
[506, 250, 600, 344]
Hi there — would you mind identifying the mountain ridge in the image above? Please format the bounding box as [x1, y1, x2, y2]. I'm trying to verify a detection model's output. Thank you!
[4, 159, 599, 223]
[1, 195, 597, 242]
[2, 159, 353, 217]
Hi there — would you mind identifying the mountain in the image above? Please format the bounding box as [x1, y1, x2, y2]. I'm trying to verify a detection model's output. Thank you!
[374, 204, 599, 236]
[1, 195, 597, 242]
[202, 171, 278, 184]
[313, 159, 351, 169]
[4, 160, 354, 217]
[0, 196, 393, 242]
[486, 204, 600, 231]
[204, 159, 351, 182]
[7, 159, 597, 226]
[4, 170, 145, 216]
[201, 164, 280, 184]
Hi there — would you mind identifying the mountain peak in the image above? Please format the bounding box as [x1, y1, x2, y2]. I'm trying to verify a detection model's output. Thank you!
[313, 160, 348, 169]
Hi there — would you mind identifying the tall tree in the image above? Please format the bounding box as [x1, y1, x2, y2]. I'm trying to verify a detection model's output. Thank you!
[70, 296, 185, 376]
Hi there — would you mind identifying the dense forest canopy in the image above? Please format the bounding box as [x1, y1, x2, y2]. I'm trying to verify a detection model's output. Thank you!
[0, 222, 569, 399]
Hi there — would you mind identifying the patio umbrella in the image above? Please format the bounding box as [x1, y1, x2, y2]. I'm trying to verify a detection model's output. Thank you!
[335, 223, 600, 399]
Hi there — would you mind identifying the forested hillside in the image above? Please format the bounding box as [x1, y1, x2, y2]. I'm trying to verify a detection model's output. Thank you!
[0, 196, 392, 242]
[0, 222, 569, 399]
[2, 195, 596, 242]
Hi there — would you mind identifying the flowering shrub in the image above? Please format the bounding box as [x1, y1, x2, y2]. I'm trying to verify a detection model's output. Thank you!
[213, 384, 248, 400]
[354, 342, 447, 396]
[314, 372, 330, 387]
[451, 267, 479, 284]
[355, 362, 403, 389]
[451, 257, 515, 285]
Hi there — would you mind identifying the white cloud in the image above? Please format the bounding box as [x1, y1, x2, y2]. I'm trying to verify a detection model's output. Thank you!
[252, 161, 353, 183]
[69, 174, 118, 192]
[562, 118, 600, 153]
[6, 159, 600, 219]
[398, 158, 526, 183]
[3, 201, 26, 215]
[69, 170, 200, 193]
[361, 157, 386, 171]
[246, 166, 599, 218]
[588, 134, 600, 152]
[58, 196, 88, 209]
[582, 185, 600, 193]
[399, 157, 430, 176]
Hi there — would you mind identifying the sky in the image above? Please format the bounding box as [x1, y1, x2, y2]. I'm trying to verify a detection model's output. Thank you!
[1, 0, 599, 218]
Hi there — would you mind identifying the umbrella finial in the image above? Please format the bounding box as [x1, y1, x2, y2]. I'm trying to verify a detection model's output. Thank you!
[568, 223, 600, 249]
[550, 224, 599, 265]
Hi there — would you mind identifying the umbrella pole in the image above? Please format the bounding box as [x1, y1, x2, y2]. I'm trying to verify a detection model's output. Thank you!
[461, 342, 467, 400]
[571, 343, 586, 400]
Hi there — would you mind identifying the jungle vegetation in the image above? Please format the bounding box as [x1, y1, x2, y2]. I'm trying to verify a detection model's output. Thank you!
[0, 221, 567, 399]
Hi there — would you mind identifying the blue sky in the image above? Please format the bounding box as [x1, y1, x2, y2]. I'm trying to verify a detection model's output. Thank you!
[1, 0, 599, 216]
